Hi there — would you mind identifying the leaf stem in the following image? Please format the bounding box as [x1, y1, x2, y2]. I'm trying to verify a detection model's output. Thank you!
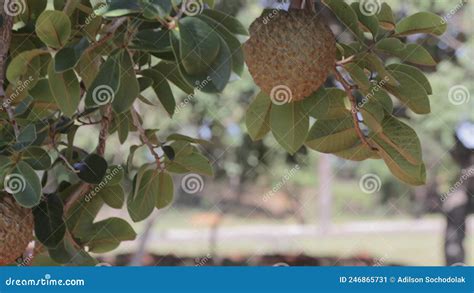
[130, 106, 164, 170]
[333, 66, 378, 151]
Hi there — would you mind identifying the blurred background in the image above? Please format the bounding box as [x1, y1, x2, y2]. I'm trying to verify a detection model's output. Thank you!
[77, 0, 473, 266]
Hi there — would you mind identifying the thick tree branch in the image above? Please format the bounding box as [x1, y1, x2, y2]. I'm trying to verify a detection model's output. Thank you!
[0, 2, 20, 138]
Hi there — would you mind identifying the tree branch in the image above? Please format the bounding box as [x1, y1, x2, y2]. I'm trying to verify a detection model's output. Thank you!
[130, 106, 164, 170]
[334, 66, 378, 151]
[0, 2, 20, 138]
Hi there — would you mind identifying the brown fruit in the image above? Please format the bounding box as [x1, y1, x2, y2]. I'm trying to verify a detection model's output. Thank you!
[244, 9, 336, 102]
[0, 195, 33, 265]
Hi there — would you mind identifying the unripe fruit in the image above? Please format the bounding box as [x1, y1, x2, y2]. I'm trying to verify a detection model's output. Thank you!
[244, 9, 336, 102]
[0, 195, 33, 265]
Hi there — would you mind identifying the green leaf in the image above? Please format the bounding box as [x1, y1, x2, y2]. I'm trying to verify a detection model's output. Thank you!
[386, 63, 432, 95]
[376, 38, 436, 66]
[320, 88, 349, 119]
[131, 29, 171, 53]
[96, 185, 125, 209]
[197, 14, 245, 76]
[48, 238, 97, 265]
[82, 218, 136, 253]
[76, 154, 108, 184]
[362, 53, 399, 87]
[54, 38, 89, 73]
[375, 115, 423, 165]
[396, 12, 447, 36]
[170, 32, 231, 93]
[140, 0, 172, 19]
[376, 3, 395, 31]
[334, 141, 378, 161]
[344, 63, 370, 93]
[104, 165, 125, 186]
[6, 49, 46, 84]
[35, 10, 71, 48]
[166, 133, 209, 145]
[202, 9, 248, 36]
[127, 166, 159, 222]
[371, 136, 426, 186]
[168, 152, 213, 176]
[23, 146, 51, 170]
[48, 59, 80, 118]
[301, 87, 330, 119]
[6, 161, 42, 208]
[306, 114, 359, 153]
[322, 0, 365, 43]
[95, 0, 142, 17]
[66, 192, 104, 239]
[270, 102, 309, 155]
[33, 194, 66, 248]
[360, 98, 384, 133]
[156, 171, 174, 209]
[17, 124, 37, 147]
[154, 62, 195, 95]
[142, 69, 176, 116]
[85, 52, 122, 108]
[350, 2, 379, 38]
[113, 50, 140, 113]
[246, 92, 272, 141]
[178, 17, 221, 75]
[384, 70, 431, 114]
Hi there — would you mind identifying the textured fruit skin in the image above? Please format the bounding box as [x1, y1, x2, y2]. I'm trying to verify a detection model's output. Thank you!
[0, 195, 33, 265]
[244, 9, 336, 102]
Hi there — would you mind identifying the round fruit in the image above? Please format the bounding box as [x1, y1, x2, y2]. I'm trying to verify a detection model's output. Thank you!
[0, 195, 33, 265]
[244, 9, 336, 102]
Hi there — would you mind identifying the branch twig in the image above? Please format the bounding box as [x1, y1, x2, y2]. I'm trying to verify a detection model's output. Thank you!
[130, 106, 164, 170]
[334, 66, 378, 151]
